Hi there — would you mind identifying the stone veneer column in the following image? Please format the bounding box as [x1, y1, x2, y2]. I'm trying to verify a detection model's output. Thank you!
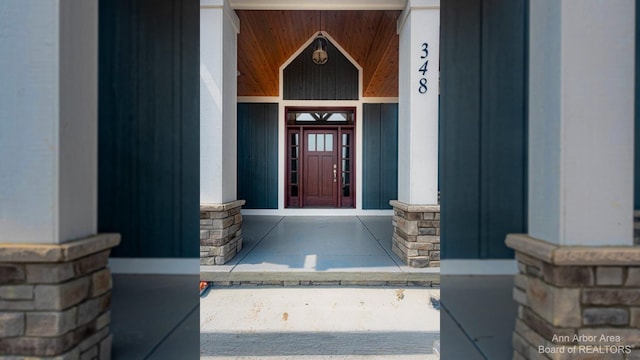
[395, 0, 440, 268]
[507, 234, 640, 360]
[390, 201, 440, 268]
[0, 234, 120, 359]
[200, 201, 245, 265]
[508, 1, 635, 358]
[200, 1, 244, 266]
[1, 1, 120, 358]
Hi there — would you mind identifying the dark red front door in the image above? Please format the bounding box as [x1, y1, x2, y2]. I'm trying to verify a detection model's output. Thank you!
[303, 130, 338, 207]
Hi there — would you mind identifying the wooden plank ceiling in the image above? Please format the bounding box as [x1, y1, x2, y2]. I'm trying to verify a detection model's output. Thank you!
[237, 10, 401, 97]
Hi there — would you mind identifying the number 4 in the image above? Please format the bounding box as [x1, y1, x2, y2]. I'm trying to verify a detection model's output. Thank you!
[419, 60, 428, 75]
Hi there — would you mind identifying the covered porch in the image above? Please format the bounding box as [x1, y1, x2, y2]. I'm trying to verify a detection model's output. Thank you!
[201, 216, 439, 284]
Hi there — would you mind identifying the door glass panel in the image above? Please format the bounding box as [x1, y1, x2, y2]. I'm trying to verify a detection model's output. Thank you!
[291, 172, 297, 184]
[290, 147, 298, 158]
[342, 159, 350, 171]
[342, 133, 349, 146]
[342, 185, 350, 197]
[343, 172, 350, 184]
[291, 133, 299, 145]
[291, 185, 298, 197]
[317, 134, 324, 151]
[308, 134, 315, 151]
[291, 159, 297, 171]
[325, 134, 333, 151]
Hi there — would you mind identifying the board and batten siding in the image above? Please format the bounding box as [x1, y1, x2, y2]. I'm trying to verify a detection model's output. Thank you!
[440, 0, 528, 259]
[237, 103, 279, 209]
[363, 104, 399, 210]
[98, 0, 199, 258]
[283, 38, 359, 100]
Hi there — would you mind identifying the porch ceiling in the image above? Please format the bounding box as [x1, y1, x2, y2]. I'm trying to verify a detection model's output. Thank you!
[237, 10, 401, 98]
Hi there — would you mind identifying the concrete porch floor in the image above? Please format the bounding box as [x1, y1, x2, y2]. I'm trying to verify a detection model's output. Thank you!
[200, 216, 440, 283]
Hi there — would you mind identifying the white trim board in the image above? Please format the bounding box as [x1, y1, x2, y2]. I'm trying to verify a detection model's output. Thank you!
[440, 260, 518, 275]
[229, 0, 406, 10]
[242, 209, 394, 216]
[109, 258, 199, 275]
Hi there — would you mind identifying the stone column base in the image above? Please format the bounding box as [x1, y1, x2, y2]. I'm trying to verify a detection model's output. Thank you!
[506, 234, 640, 360]
[389, 200, 440, 268]
[200, 200, 245, 265]
[0, 234, 120, 359]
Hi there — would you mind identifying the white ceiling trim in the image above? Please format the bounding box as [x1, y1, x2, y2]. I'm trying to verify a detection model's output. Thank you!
[229, 0, 407, 10]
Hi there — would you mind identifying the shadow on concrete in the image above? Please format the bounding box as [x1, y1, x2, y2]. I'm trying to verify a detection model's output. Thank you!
[200, 331, 440, 356]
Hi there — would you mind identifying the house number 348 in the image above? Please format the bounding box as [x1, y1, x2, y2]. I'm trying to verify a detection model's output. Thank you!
[418, 43, 428, 94]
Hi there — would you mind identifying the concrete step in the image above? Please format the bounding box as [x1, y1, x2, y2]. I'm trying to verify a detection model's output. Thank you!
[200, 287, 440, 359]
[200, 270, 440, 286]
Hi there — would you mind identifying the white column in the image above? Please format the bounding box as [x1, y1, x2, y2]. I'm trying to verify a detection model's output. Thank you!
[397, 0, 440, 205]
[0, 0, 98, 244]
[200, 0, 240, 204]
[528, 0, 635, 246]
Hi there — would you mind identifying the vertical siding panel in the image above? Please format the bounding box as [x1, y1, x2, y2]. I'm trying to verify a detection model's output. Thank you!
[180, 0, 199, 257]
[440, 0, 482, 259]
[98, 0, 199, 258]
[441, 0, 527, 259]
[283, 40, 358, 100]
[237, 103, 278, 209]
[481, 0, 526, 258]
[363, 104, 382, 209]
[380, 104, 399, 209]
[363, 103, 398, 209]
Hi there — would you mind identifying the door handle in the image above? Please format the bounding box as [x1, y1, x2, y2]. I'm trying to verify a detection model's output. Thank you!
[333, 168, 337, 182]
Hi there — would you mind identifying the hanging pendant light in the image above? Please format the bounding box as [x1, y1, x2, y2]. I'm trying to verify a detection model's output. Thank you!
[312, 12, 328, 65]
[312, 32, 328, 65]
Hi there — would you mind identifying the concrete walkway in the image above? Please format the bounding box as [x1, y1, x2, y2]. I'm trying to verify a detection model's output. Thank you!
[200, 286, 441, 359]
[200, 216, 439, 283]
[109, 274, 516, 359]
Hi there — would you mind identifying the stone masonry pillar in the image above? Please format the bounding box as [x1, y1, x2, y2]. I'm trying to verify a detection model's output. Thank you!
[0, 1, 120, 358]
[393, 0, 440, 268]
[507, 1, 638, 358]
[200, 201, 245, 265]
[200, 0, 244, 265]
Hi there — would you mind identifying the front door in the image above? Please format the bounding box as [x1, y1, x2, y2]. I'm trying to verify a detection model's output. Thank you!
[303, 130, 338, 207]
[285, 107, 355, 208]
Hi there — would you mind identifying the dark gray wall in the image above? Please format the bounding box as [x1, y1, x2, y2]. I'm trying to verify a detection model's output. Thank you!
[283, 39, 359, 100]
[98, 0, 199, 258]
[363, 104, 398, 210]
[440, 0, 528, 259]
[237, 103, 279, 209]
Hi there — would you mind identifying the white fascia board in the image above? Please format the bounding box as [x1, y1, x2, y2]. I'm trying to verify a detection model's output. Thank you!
[397, 0, 440, 34]
[201, 0, 240, 33]
[229, 0, 407, 10]
[201, 0, 223, 7]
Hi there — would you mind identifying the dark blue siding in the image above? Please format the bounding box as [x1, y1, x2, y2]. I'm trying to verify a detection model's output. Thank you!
[237, 103, 279, 209]
[98, 0, 199, 258]
[363, 104, 398, 210]
[440, 0, 528, 259]
[283, 39, 359, 100]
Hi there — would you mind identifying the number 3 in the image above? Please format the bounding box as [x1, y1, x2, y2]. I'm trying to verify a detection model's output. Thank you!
[421, 43, 429, 59]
